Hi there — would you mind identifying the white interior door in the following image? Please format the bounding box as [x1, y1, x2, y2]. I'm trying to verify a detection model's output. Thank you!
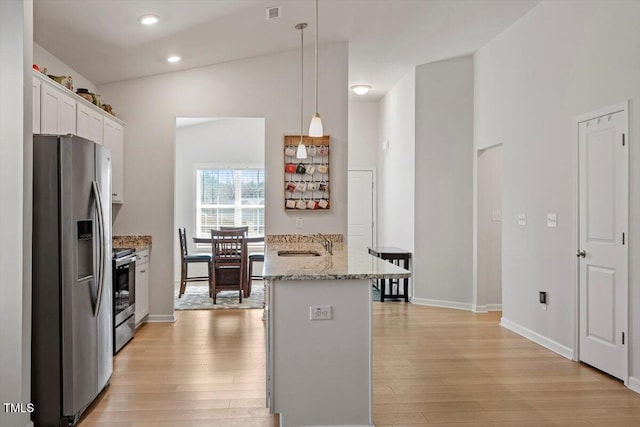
[578, 106, 628, 381]
[348, 170, 374, 254]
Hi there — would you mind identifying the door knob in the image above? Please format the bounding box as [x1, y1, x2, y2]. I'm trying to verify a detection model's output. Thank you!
[576, 250, 586, 258]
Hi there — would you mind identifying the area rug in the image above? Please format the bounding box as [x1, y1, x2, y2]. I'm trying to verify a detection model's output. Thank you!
[176, 282, 385, 310]
[174, 282, 264, 310]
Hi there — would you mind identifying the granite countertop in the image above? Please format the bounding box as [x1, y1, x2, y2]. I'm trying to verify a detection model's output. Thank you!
[263, 242, 411, 281]
[113, 235, 152, 251]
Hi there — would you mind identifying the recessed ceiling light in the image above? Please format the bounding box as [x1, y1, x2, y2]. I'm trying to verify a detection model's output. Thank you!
[167, 56, 181, 63]
[351, 85, 371, 95]
[138, 14, 159, 25]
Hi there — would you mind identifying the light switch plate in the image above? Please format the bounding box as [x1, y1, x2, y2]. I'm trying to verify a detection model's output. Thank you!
[547, 213, 558, 228]
[491, 210, 502, 222]
[518, 213, 527, 226]
[295, 217, 303, 229]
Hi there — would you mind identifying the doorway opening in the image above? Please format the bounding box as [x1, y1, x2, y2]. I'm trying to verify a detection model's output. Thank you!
[173, 117, 265, 310]
[348, 169, 376, 254]
[475, 144, 503, 313]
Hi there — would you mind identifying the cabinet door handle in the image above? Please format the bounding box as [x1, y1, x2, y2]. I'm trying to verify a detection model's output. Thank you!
[141, 269, 146, 273]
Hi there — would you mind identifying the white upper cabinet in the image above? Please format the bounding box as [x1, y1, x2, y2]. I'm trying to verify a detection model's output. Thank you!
[77, 102, 104, 144]
[103, 117, 124, 204]
[34, 71, 125, 204]
[33, 78, 41, 134]
[40, 79, 76, 135]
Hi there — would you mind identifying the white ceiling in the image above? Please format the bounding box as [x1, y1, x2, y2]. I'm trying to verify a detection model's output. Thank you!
[34, 0, 539, 101]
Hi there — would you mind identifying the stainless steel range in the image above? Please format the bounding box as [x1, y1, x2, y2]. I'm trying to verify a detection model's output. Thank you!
[112, 248, 136, 353]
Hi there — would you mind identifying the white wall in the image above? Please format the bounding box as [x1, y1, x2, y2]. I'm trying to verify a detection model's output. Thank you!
[475, 0, 640, 376]
[348, 101, 378, 170]
[0, 1, 32, 426]
[174, 117, 265, 280]
[477, 144, 502, 310]
[377, 70, 415, 251]
[98, 42, 348, 319]
[34, 42, 97, 93]
[413, 56, 474, 306]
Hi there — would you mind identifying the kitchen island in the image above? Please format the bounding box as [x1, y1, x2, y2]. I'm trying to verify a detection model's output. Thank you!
[263, 237, 411, 427]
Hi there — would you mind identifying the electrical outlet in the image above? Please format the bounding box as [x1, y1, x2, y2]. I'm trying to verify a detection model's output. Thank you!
[547, 213, 558, 227]
[491, 210, 502, 221]
[310, 305, 332, 320]
[539, 291, 547, 304]
[295, 217, 303, 229]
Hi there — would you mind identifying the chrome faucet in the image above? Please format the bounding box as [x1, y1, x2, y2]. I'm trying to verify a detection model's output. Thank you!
[312, 233, 333, 255]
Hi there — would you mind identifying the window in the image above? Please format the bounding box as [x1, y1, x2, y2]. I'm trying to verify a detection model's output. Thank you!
[196, 168, 264, 237]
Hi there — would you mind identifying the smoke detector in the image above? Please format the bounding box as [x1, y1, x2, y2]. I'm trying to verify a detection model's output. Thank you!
[266, 6, 281, 20]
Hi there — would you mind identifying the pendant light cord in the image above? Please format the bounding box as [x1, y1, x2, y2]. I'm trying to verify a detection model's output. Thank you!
[314, 0, 319, 113]
[300, 24, 304, 143]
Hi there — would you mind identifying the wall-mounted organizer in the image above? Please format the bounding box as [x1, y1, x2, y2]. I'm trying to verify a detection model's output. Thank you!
[284, 135, 330, 210]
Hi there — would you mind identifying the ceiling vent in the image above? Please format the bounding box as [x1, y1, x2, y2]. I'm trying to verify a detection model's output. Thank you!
[266, 6, 281, 20]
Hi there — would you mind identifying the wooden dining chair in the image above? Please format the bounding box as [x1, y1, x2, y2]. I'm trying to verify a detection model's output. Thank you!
[219, 226, 254, 297]
[220, 226, 249, 236]
[178, 227, 212, 298]
[210, 229, 246, 304]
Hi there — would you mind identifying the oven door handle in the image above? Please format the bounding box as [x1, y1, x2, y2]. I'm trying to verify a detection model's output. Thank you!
[92, 180, 106, 317]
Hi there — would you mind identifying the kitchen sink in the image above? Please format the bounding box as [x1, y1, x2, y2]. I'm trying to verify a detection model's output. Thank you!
[277, 250, 322, 257]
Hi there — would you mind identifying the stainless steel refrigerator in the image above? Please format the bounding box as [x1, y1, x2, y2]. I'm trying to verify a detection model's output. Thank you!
[32, 135, 113, 426]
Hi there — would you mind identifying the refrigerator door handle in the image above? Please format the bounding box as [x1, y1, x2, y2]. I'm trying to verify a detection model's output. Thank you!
[92, 180, 106, 317]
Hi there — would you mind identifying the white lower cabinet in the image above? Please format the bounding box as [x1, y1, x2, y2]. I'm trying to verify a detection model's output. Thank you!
[135, 249, 150, 327]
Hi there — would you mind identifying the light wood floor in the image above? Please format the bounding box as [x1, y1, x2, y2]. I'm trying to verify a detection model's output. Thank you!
[79, 304, 640, 426]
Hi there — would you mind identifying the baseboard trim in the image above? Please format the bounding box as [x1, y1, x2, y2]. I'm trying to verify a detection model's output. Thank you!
[487, 304, 502, 311]
[146, 314, 176, 323]
[411, 297, 473, 311]
[500, 317, 573, 360]
[628, 376, 640, 394]
[472, 304, 488, 313]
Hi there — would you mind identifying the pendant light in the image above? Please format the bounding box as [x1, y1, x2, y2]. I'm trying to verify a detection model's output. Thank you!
[295, 23, 308, 159]
[308, 0, 323, 137]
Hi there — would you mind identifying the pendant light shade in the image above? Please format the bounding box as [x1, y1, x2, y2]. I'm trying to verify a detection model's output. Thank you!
[295, 23, 308, 159]
[309, 113, 323, 137]
[308, 0, 323, 137]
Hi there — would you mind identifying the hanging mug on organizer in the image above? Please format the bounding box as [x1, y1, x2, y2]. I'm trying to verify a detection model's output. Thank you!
[306, 157, 316, 176]
[317, 145, 329, 156]
[285, 163, 296, 174]
[285, 146, 296, 157]
[295, 181, 307, 193]
[296, 198, 307, 210]
[286, 199, 296, 209]
[286, 182, 297, 193]
[308, 145, 317, 157]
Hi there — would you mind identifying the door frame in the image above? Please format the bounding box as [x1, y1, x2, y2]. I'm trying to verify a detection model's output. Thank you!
[573, 101, 629, 384]
[348, 168, 377, 250]
[473, 142, 503, 314]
